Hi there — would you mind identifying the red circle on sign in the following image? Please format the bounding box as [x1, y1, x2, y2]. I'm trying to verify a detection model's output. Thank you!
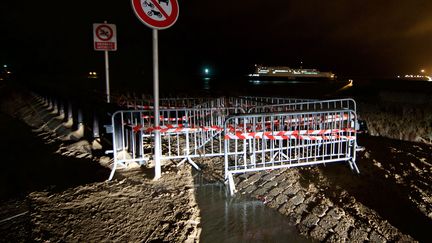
[96, 25, 114, 41]
[131, 0, 179, 29]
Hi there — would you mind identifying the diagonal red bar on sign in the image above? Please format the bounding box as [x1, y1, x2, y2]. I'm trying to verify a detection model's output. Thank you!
[150, 0, 170, 19]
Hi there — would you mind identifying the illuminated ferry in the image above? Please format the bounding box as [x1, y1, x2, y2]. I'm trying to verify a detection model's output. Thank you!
[248, 65, 336, 81]
[397, 74, 432, 81]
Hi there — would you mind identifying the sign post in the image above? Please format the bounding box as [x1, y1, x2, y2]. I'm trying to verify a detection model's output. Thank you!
[131, 0, 179, 180]
[152, 29, 161, 179]
[93, 22, 117, 103]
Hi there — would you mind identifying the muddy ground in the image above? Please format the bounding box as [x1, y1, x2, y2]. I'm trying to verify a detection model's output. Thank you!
[0, 85, 200, 242]
[198, 136, 432, 242]
[1, 83, 431, 242]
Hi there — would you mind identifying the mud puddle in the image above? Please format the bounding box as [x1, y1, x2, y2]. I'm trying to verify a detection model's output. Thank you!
[194, 173, 312, 243]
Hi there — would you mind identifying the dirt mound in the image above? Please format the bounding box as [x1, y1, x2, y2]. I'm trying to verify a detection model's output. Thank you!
[0, 85, 201, 242]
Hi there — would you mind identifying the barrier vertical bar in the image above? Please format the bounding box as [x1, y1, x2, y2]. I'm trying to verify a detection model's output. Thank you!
[93, 113, 100, 138]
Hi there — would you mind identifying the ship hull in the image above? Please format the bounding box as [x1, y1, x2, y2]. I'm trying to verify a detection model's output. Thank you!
[247, 75, 337, 82]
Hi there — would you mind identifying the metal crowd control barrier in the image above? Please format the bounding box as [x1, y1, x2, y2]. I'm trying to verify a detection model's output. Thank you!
[227, 97, 274, 110]
[224, 109, 359, 195]
[120, 96, 316, 111]
[109, 107, 245, 180]
[194, 97, 226, 109]
[240, 96, 314, 105]
[248, 98, 356, 113]
[120, 96, 218, 110]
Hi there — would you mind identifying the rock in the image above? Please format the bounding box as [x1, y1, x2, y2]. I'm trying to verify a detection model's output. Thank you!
[377, 220, 399, 241]
[312, 203, 329, 218]
[302, 194, 317, 205]
[242, 184, 257, 194]
[333, 216, 353, 239]
[273, 174, 287, 183]
[277, 201, 296, 215]
[349, 226, 368, 243]
[244, 172, 263, 185]
[274, 193, 288, 206]
[285, 182, 301, 196]
[369, 230, 386, 243]
[237, 178, 253, 190]
[364, 151, 371, 158]
[318, 214, 339, 231]
[327, 207, 345, 220]
[325, 233, 347, 243]
[291, 205, 308, 224]
[237, 173, 250, 181]
[277, 178, 294, 189]
[264, 187, 284, 203]
[261, 171, 277, 181]
[261, 180, 278, 190]
[266, 198, 281, 209]
[301, 214, 320, 228]
[310, 225, 329, 241]
[289, 191, 305, 206]
[251, 187, 268, 198]
[298, 224, 310, 235]
[267, 186, 284, 198]
[293, 202, 308, 216]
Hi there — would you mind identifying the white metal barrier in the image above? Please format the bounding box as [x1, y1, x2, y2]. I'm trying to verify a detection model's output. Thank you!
[224, 109, 359, 195]
[240, 96, 314, 105]
[248, 98, 356, 113]
[108, 96, 361, 196]
[108, 106, 245, 180]
[120, 96, 220, 110]
[119, 95, 316, 111]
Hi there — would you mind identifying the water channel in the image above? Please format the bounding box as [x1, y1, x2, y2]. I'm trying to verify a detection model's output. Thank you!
[194, 173, 312, 243]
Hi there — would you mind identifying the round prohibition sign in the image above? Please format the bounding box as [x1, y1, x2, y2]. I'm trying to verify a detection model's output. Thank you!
[131, 0, 179, 29]
[96, 24, 114, 41]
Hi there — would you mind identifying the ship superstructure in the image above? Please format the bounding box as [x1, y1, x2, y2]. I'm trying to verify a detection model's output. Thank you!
[248, 65, 336, 80]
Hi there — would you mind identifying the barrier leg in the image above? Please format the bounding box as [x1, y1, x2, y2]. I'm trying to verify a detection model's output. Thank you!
[108, 160, 118, 181]
[227, 173, 236, 196]
[177, 132, 201, 170]
[350, 160, 360, 174]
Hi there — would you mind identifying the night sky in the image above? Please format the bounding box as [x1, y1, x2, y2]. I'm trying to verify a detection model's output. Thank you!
[2, 0, 432, 88]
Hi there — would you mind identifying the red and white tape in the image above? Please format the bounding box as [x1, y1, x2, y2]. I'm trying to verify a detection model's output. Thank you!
[132, 124, 223, 133]
[224, 129, 355, 140]
[126, 104, 189, 110]
[141, 115, 187, 122]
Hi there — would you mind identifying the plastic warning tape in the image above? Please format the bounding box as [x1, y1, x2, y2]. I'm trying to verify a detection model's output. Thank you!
[141, 115, 187, 122]
[224, 129, 356, 140]
[229, 114, 350, 130]
[283, 114, 349, 124]
[126, 104, 189, 110]
[132, 124, 224, 133]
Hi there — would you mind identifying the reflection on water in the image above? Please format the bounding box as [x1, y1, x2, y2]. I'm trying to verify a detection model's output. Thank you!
[203, 77, 211, 90]
[194, 174, 311, 243]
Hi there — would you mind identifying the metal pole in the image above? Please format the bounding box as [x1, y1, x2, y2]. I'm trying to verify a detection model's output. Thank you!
[105, 50, 110, 103]
[104, 20, 111, 103]
[153, 29, 161, 180]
